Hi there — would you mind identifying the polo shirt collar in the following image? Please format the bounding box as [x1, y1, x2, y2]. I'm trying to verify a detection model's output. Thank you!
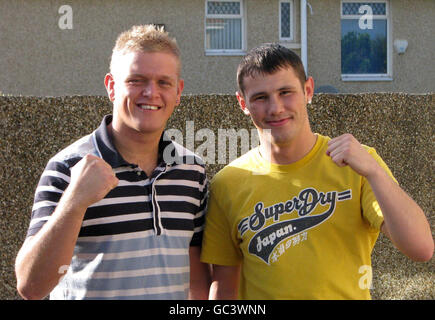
[93, 115, 177, 168]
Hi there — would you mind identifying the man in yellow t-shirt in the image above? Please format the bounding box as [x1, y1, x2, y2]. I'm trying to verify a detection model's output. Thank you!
[200, 43, 433, 300]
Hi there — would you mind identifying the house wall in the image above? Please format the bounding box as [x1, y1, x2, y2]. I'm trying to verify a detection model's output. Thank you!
[0, 0, 433, 96]
[0, 0, 206, 96]
[0, 0, 249, 96]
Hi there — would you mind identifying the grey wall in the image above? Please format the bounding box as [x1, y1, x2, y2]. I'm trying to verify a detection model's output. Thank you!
[1, 1, 434, 96]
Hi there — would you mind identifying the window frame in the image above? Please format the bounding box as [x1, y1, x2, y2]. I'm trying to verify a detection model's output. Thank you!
[279, 0, 295, 42]
[204, 0, 246, 56]
[340, 0, 392, 81]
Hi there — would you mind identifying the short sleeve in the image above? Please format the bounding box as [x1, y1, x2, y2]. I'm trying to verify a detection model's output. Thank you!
[26, 160, 72, 237]
[200, 178, 242, 266]
[190, 170, 208, 247]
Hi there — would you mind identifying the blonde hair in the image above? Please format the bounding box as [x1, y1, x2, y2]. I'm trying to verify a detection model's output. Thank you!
[110, 24, 181, 75]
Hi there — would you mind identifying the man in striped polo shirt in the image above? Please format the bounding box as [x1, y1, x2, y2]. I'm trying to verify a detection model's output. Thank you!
[15, 25, 210, 300]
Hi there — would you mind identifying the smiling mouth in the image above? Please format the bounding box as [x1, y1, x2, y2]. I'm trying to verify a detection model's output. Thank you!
[137, 104, 161, 110]
[266, 117, 292, 126]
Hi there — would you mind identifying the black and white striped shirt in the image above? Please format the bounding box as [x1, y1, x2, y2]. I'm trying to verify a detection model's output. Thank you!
[27, 115, 208, 299]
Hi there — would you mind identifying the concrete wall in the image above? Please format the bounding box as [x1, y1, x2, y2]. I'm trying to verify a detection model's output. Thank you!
[0, 93, 433, 299]
[0, 0, 249, 96]
[1, 1, 433, 96]
[0, 0, 210, 95]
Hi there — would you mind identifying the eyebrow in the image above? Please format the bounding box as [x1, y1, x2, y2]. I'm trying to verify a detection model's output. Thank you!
[277, 85, 298, 91]
[126, 73, 176, 81]
[249, 85, 297, 100]
[249, 91, 267, 100]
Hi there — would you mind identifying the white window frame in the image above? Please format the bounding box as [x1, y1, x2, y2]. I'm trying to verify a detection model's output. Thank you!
[279, 0, 294, 42]
[340, 0, 392, 81]
[204, 0, 246, 56]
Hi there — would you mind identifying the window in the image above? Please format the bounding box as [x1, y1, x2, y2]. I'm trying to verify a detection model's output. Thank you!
[341, 1, 391, 80]
[205, 0, 245, 55]
[279, 0, 294, 41]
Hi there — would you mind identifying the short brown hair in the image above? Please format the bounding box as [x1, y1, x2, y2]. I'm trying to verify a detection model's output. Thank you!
[110, 25, 181, 75]
[237, 43, 307, 96]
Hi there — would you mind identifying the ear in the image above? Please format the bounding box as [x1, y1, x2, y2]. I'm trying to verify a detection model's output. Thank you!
[175, 78, 184, 106]
[236, 91, 250, 116]
[104, 73, 116, 102]
[304, 76, 314, 104]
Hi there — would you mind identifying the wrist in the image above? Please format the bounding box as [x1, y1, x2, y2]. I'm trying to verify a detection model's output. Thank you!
[59, 186, 90, 217]
[365, 163, 386, 182]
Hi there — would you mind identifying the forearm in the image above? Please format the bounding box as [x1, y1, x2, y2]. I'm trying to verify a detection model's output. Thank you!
[209, 280, 239, 300]
[327, 134, 433, 261]
[209, 265, 240, 300]
[188, 247, 211, 300]
[15, 191, 87, 299]
[366, 167, 433, 261]
[188, 269, 211, 300]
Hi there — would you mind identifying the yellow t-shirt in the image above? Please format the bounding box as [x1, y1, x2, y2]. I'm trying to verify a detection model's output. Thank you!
[201, 134, 396, 299]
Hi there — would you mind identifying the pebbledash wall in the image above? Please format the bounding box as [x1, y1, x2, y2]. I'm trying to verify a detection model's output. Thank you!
[0, 93, 434, 300]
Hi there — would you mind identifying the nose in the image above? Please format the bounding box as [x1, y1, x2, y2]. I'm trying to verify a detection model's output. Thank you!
[268, 94, 285, 116]
[142, 81, 159, 99]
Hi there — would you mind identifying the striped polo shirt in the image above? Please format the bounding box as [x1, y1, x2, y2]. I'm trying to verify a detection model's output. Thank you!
[26, 115, 208, 300]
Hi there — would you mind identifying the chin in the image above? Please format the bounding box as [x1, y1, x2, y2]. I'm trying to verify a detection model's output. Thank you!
[136, 126, 164, 135]
[270, 133, 297, 146]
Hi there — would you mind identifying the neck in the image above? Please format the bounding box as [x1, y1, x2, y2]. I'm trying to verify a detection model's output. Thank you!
[108, 123, 161, 176]
[259, 132, 317, 165]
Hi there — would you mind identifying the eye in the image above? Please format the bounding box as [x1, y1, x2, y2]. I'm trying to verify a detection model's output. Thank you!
[158, 79, 173, 87]
[126, 79, 142, 85]
[252, 95, 266, 102]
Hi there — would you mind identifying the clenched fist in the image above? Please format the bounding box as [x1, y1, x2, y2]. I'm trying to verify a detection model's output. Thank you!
[326, 133, 381, 179]
[66, 154, 119, 209]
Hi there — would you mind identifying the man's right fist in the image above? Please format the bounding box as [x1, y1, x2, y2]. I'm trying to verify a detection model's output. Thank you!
[67, 154, 119, 208]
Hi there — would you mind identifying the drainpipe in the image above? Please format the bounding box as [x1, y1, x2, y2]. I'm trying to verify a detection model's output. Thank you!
[301, 0, 308, 75]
